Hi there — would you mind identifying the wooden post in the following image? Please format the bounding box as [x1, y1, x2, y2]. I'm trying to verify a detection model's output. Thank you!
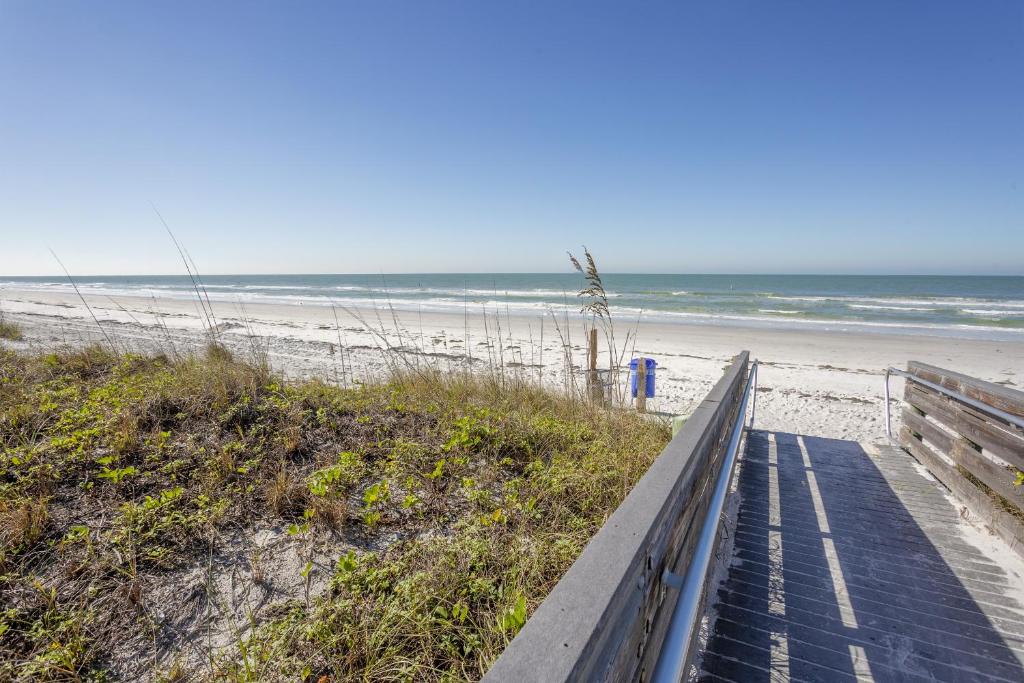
[587, 328, 600, 403]
[636, 356, 647, 414]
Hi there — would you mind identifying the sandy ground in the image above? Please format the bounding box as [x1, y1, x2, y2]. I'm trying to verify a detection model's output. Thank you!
[2, 286, 1022, 445]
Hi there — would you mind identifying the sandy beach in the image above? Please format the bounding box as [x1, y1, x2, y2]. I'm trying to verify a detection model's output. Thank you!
[3, 286, 1021, 444]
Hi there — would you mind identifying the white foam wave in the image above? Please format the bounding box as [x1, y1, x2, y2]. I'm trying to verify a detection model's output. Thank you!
[339, 286, 599, 299]
[960, 309, 1024, 317]
[769, 294, 1024, 309]
[848, 304, 935, 312]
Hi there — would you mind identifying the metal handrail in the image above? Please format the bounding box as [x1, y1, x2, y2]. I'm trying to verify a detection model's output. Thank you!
[747, 359, 759, 429]
[884, 367, 1024, 440]
[651, 359, 758, 683]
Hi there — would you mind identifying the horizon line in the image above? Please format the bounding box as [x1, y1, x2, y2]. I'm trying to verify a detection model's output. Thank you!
[2, 271, 1023, 279]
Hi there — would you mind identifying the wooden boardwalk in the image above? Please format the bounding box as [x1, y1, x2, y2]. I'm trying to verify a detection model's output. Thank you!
[486, 360, 1024, 682]
[700, 431, 1024, 683]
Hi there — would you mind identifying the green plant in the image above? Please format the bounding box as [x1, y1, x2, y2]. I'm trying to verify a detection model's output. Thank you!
[307, 451, 362, 496]
[96, 458, 138, 484]
[497, 594, 527, 636]
[287, 508, 316, 536]
[443, 412, 493, 452]
[362, 480, 390, 528]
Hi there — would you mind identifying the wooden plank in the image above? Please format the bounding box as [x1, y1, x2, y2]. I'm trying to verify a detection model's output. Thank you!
[601, 367, 744, 682]
[705, 435, 1024, 682]
[633, 444, 719, 681]
[638, 401, 737, 681]
[901, 407, 953, 455]
[904, 381, 1024, 470]
[607, 414, 728, 681]
[900, 427, 1024, 559]
[484, 352, 750, 682]
[950, 440, 1024, 511]
[637, 357, 648, 414]
[908, 361, 1024, 419]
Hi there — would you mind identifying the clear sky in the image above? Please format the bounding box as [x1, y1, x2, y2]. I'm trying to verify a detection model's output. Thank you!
[1, 1, 1021, 276]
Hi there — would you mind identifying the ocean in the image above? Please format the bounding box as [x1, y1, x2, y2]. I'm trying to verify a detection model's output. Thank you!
[2, 274, 1023, 341]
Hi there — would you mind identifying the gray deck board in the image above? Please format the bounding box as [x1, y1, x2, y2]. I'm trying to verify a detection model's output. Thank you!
[699, 431, 1024, 683]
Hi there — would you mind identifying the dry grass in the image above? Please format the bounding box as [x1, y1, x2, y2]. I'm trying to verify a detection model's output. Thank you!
[568, 248, 639, 404]
[0, 317, 23, 341]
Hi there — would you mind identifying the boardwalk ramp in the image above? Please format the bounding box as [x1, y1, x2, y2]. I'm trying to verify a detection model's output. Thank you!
[701, 431, 1024, 682]
[485, 356, 1024, 682]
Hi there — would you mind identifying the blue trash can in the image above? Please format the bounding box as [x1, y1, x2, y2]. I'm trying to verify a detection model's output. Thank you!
[629, 358, 656, 398]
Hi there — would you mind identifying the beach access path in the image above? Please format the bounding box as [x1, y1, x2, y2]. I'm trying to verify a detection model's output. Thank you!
[699, 430, 1024, 682]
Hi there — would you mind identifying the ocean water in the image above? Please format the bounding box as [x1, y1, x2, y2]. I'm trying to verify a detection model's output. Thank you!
[3, 274, 1023, 341]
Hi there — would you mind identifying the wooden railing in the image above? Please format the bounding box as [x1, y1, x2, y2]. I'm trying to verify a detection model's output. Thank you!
[898, 361, 1024, 556]
[484, 352, 751, 682]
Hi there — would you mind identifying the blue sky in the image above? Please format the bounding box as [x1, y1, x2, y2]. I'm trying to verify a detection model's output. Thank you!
[1, 1, 1021, 275]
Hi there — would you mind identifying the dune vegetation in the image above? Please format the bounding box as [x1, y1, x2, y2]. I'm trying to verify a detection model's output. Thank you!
[0, 317, 23, 341]
[0, 342, 668, 681]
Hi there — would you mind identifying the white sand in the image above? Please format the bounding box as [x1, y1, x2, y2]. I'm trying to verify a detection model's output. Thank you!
[2, 286, 1022, 444]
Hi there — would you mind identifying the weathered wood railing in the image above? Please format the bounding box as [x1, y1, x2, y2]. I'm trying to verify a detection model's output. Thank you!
[484, 352, 752, 682]
[896, 361, 1024, 556]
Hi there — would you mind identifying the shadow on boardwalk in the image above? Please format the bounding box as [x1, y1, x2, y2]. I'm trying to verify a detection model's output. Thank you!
[700, 431, 1024, 682]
